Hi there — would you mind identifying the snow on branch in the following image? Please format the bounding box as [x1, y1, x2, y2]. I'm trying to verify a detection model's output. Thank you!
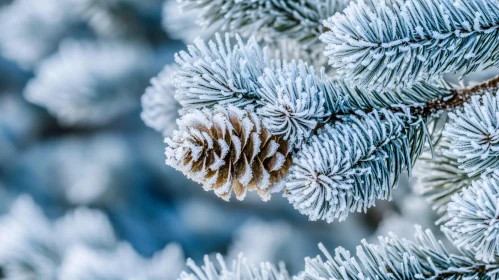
[285, 109, 428, 222]
[172, 33, 450, 146]
[180, 253, 290, 280]
[177, 0, 350, 49]
[444, 173, 499, 263]
[174, 33, 267, 111]
[322, 0, 499, 90]
[300, 226, 499, 279]
[444, 92, 499, 177]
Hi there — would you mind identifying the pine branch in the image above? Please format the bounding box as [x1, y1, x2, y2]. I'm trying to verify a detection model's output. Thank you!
[321, 0, 499, 90]
[177, 0, 350, 49]
[443, 173, 499, 263]
[415, 139, 477, 216]
[179, 253, 290, 280]
[300, 226, 499, 279]
[174, 34, 267, 111]
[173, 34, 450, 147]
[285, 108, 428, 222]
[443, 90, 499, 177]
[413, 75, 499, 117]
[168, 34, 499, 223]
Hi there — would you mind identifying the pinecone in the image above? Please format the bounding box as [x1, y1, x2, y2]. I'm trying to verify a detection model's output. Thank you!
[165, 105, 292, 201]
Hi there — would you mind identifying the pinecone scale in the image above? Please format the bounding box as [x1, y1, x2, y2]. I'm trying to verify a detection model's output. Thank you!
[165, 106, 291, 201]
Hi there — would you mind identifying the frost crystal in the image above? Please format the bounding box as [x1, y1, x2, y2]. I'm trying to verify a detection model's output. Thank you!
[285, 109, 423, 222]
[300, 226, 499, 279]
[174, 33, 267, 111]
[257, 60, 328, 147]
[444, 92, 499, 177]
[177, 0, 350, 50]
[179, 254, 290, 280]
[321, 0, 499, 90]
[415, 138, 475, 214]
[444, 173, 499, 263]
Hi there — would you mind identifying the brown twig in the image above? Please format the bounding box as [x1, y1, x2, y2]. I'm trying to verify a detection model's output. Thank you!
[413, 75, 499, 117]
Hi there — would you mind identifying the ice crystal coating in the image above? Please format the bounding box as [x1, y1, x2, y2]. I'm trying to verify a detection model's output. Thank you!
[179, 254, 290, 280]
[174, 33, 267, 111]
[141, 65, 182, 136]
[170, 33, 449, 148]
[165, 105, 291, 201]
[299, 227, 499, 279]
[25, 40, 152, 126]
[444, 92, 499, 177]
[285, 109, 426, 222]
[321, 0, 499, 90]
[444, 173, 499, 263]
[257, 61, 328, 147]
[177, 0, 350, 50]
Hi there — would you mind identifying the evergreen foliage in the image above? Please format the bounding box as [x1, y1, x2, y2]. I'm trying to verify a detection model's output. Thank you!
[141, 65, 182, 136]
[166, 33, 454, 222]
[321, 0, 499, 90]
[177, 0, 350, 49]
[415, 139, 475, 215]
[155, 0, 499, 275]
[443, 92, 499, 177]
[179, 254, 290, 280]
[7, 0, 499, 277]
[285, 109, 427, 222]
[444, 173, 499, 263]
[300, 227, 499, 279]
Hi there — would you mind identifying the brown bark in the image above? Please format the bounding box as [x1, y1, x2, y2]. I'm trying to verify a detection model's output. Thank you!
[413, 75, 499, 117]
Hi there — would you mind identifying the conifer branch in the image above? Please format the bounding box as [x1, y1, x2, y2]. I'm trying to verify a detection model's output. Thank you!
[167, 31, 499, 224]
[300, 226, 499, 279]
[321, 0, 499, 90]
[415, 139, 477, 216]
[178, 0, 350, 49]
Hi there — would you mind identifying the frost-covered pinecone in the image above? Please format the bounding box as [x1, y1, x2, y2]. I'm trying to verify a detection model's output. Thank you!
[165, 105, 291, 201]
